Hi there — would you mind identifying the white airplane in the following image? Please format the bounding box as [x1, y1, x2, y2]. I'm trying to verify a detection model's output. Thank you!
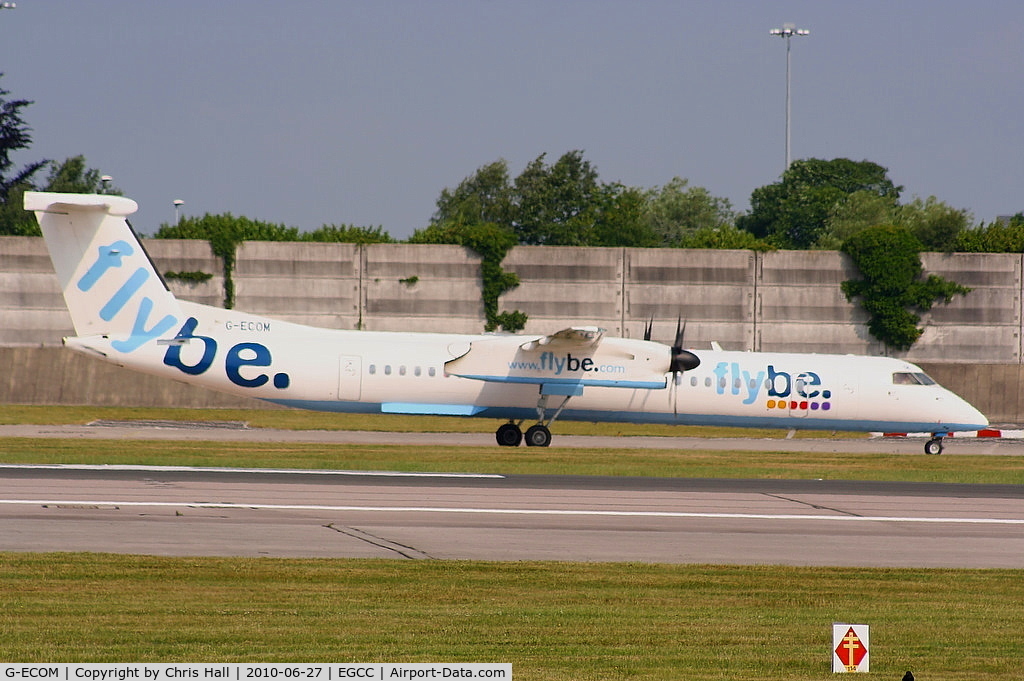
[26, 191, 988, 455]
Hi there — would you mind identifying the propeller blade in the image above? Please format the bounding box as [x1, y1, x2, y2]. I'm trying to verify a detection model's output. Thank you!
[643, 317, 654, 342]
[668, 317, 700, 373]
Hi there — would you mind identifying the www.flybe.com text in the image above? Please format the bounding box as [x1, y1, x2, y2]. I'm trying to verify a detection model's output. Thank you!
[508, 352, 625, 375]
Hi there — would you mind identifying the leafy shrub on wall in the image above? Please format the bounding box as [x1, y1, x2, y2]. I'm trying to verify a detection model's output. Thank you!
[841, 225, 969, 350]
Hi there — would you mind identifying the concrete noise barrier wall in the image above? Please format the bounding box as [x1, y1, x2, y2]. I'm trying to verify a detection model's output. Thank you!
[4, 236, 1024, 420]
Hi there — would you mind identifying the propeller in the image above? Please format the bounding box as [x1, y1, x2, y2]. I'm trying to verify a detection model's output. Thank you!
[669, 318, 701, 376]
[645, 317, 701, 415]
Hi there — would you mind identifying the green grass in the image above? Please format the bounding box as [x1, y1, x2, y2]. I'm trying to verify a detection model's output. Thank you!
[3, 437, 1024, 483]
[1, 553, 1021, 680]
[2, 405, 1022, 679]
[0, 404, 866, 439]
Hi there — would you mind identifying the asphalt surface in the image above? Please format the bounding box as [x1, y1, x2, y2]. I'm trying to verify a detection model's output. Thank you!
[1, 422, 1022, 567]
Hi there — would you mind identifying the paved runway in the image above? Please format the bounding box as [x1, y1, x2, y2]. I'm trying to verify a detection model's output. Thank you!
[1, 463, 1022, 567]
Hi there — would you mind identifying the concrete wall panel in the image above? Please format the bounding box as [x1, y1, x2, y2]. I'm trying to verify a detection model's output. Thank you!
[0, 347, 267, 408]
[235, 241, 360, 328]
[756, 323, 882, 356]
[502, 246, 624, 334]
[362, 244, 484, 333]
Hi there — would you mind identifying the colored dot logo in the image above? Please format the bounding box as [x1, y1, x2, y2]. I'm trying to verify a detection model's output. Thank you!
[766, 399, 831, 411]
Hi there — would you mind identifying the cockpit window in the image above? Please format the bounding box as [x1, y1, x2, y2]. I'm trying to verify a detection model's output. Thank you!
[892, 372, 936, 385]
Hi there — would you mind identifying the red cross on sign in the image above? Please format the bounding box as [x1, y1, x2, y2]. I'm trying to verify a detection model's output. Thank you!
[835, 626, 868, 672]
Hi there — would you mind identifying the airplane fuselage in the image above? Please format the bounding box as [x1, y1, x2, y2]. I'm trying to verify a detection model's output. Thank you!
[26, 190, 988, 452]
[68, 301, 985, 436]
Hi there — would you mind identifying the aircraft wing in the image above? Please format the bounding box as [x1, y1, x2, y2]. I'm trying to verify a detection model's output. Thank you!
[445, 327, 672, 391]
[518, 326, 604, 350]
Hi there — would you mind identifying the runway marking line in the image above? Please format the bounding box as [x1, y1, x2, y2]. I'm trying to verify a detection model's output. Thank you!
[1, 499, 1022, 525]
[0, 463, 504, 479]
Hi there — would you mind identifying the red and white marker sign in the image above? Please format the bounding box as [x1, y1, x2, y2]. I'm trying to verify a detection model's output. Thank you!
[832, 623, 870, 673]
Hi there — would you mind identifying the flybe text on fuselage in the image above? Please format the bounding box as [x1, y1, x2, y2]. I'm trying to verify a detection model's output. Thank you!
[711, 361, 833, 410]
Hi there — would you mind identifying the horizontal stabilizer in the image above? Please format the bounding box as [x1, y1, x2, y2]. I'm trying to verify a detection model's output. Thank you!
[26, 191, 183, 353]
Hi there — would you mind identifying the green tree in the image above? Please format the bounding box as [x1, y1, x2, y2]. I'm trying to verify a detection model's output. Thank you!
[512, 150, 602, 246]
[818, 190, 897, 250]
[432, 159, 514, 230]
[739, 158, 901, 249]
[155, 214, 300, 308]
[841, 225, 969, 350]
[302, 224, 394, 244]
[895, 196, 971, 251]
[42, 155, 122, 195]
[0, 74, 47, 201]
[591, 182, 659, 247]
[0, 74, 49, 235]
[677, 224, 773, 251]
[409, 219, 525, 331]
[2, 156, 121, 236]
[643, 177, 736, 247]
[954, 214, 1024, 252]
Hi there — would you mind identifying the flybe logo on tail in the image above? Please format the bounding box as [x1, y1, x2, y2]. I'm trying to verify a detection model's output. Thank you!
[77, 240, 178, 353]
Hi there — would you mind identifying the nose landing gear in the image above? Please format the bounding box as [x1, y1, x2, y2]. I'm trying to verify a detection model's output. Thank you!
[925, 436, 945, 455]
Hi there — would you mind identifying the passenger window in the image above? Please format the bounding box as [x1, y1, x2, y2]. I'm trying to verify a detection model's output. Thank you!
[368, 364, 376, 375]
[428, 367, 437, 377]
[384, 365, 392, 376]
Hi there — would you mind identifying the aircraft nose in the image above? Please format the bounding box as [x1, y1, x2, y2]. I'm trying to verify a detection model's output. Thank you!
[948, 394, 988, 430]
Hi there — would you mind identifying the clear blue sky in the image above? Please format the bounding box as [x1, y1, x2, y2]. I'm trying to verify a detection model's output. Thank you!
[3, 1, 1022, 238]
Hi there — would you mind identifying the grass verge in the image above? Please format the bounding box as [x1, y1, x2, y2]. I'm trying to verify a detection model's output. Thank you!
[0, 404, 866, 439]
[1, 553, 1021, 680]
[2, 437, 1024, 483]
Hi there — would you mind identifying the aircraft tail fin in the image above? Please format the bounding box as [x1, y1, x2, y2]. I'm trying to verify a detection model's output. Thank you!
[25, 191, 183, 353]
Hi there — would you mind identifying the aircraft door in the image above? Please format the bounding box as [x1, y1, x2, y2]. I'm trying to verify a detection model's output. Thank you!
[338, 355, 362, 401]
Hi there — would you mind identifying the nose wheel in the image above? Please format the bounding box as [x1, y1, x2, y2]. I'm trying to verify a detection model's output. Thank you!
[925, 436, 944, 455]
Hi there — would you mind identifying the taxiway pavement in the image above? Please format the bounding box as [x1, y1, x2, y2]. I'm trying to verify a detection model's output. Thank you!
[1, 462, 1022, 567]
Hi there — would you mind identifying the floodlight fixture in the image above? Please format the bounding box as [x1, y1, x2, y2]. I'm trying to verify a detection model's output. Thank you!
[770, 23, 810, 169]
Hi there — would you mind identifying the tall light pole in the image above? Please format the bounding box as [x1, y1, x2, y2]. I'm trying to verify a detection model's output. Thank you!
[173, 199, 184, 224]
[770, 23, 809, 170]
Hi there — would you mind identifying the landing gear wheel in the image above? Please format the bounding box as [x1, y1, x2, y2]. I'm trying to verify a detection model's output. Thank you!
[495, 423, 523, 447]
[524, 424, 552, 447]
[925, 437, 944, 455]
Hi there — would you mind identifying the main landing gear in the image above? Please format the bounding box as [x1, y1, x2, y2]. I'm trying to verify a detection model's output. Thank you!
[925, 436, 945, 455]
[494, 392, 573, 447]
[495, 421, 554, 447]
